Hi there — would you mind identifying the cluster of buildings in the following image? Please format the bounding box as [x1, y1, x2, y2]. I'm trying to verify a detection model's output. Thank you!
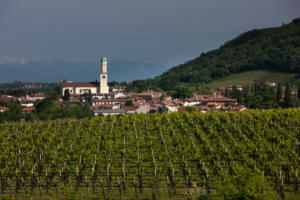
[1, 57, 299, 116]
[89, 92, 247, 116]
[0, 92, 46, 113]
[1, 57, 264, 115]
[59, 57, 246, 116]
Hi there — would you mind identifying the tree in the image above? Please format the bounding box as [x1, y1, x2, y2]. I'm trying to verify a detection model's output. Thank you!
[35, 98, 60, 114]
[6, 103, 23, 121]
[63, 89, 70, 101]
[158, 106, 168, 113]
[276, 83, 282, 103]
[47, 90, 59, 101]
[87, 90, 93, 105]
[215, 168, 280, 200]
[243, 85, 250, 105]
[125, 100, 134, 106]
[186, 106, 195, 112]
[108, 81, 119, 87]
[62, 103, 90, 118]
[225, 89, 229, 97]
[172, 85, 193, 99]
[54, 85, 62, 95]
[231, 86, 243, 104]
[297, 86, 300, 99]
[80, 90, 93, 110]
[284, 82, 292, 107]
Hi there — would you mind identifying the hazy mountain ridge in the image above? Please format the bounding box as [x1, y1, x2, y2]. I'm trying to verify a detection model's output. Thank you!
[0, 58, 168, 83]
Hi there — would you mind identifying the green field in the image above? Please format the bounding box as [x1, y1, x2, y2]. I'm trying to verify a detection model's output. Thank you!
[205, 70, 297, 88]
[0, 109, 299, 199]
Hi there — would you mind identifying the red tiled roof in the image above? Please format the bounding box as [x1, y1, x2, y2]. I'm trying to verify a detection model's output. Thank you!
[22, 107, 35, 112]
[60, 82, 98, 87]
[91, 104, 113, 110]
[129, 91, 162, 98]
[232, 106, 247, 111]
[102, 104, 113, 108]
[202, 97, 237, 102]
[0, 106, 8, 111]
[55, 101, 64, 105]
[130, 96, 145, 101]
[162, 101, 174, 105]
[0, 95, 17, 104]
[123, 105, 139, 111]
[20, 100, 34, 103]
[94, 99, 126, 103]
[178, 106, 187, 112]
[184, 97, 203, 102]
[30, 92, 46, 97]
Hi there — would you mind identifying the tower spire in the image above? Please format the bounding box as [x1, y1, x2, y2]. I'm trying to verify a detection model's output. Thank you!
[99, 57, 109, 94]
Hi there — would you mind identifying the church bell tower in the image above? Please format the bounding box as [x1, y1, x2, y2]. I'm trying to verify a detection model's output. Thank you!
[99, 57, 109, 94]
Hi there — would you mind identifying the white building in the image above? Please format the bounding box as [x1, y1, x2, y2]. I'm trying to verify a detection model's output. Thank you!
[60, 57, 110, 96]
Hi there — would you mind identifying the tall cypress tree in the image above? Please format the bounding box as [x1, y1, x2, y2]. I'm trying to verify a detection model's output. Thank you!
[284, 82, 292, 107]
[63, 89, 70, 101]
[225, 89, 229, 97]
[276, 83, 282, 103]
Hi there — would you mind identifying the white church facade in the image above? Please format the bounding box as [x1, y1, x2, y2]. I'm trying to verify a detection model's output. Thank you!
[60, 57, 109, 96]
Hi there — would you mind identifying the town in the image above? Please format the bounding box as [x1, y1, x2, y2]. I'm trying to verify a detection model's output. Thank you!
[1, 57, 299, 118]
[0, 82, 250, 115]
[0, 57, 253, 117]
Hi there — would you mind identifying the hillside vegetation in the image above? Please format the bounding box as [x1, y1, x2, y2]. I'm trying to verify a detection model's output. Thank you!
[205, 70, 297, 88]
[0, 109, 299, 199]
[129, 18, 300, 92]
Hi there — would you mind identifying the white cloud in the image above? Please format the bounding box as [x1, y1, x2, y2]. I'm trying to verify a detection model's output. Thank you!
[0, 57, 29, 65]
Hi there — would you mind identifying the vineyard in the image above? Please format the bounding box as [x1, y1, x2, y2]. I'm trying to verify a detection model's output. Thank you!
[0, 109, 299, 199]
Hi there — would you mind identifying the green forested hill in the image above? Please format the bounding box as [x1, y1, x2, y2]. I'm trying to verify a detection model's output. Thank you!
[129, 18, 300, 92]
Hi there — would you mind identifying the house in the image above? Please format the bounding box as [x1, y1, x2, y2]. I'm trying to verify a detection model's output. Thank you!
[111, 86, 126, 93]
[60, 57, 110, 97]
[236, 85, 243, 91]
[231, 106, 247, 112]
[60, 81, 99, 96]
[202, 97, 237, 106]
[27, 92, 46, 101]
[266, 82, 276, 87]
[20, 100, 34, 107]
[177, 106, 187, 112]
[92, 109, 126, 116]
[91, 104, 119, 110]
[183, 97, 202, 106]
[93, 98, 126, 107]
[129, 91, 162, 101]
[160, 94, 172, 101]
[122, 103, 151, 114]
[22, 107, 35, 113]
[161, 101, 178, 112]
[0, 106, 8, 112]
[55, 101, 64, 106]
[149, 102, 162, 112]
[292, 91, 298, 97]
[0, 95, 18, 104]
[134, 103, 151, 113]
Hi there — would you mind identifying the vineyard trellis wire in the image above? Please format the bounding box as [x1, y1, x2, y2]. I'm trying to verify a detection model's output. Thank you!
[0, 109, 299, 199]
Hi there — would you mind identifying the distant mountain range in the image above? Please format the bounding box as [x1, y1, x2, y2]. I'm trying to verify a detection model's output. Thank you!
[129, 18, 300, 92]
[0, 57, 168, 83]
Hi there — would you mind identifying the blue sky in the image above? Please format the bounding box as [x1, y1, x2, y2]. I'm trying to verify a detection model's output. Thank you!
[0, 0, 299, 67]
